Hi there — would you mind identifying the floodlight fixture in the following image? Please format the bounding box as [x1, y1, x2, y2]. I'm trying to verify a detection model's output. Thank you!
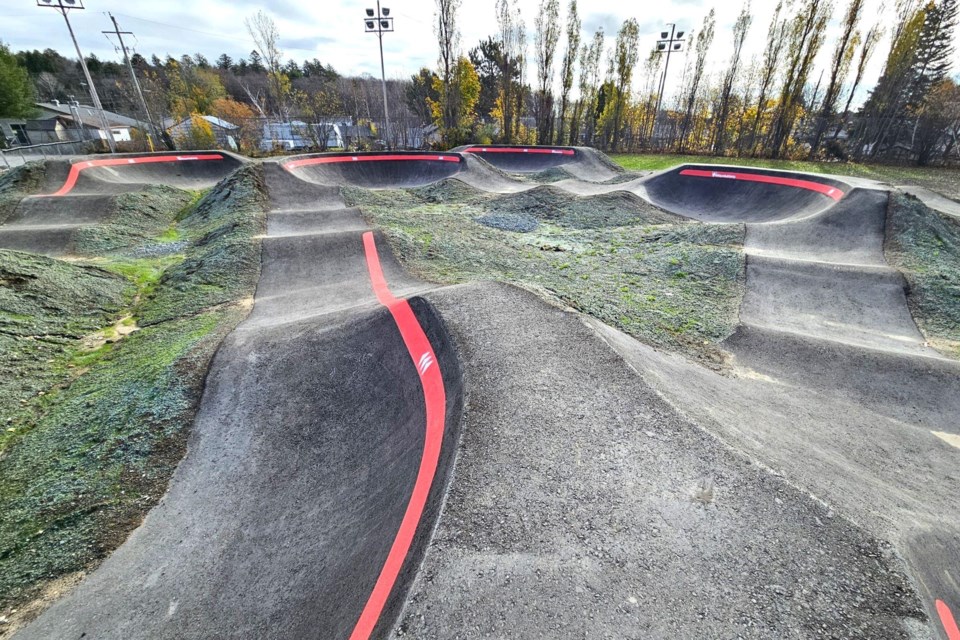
[37, 0, 84, 8]
[650, 23, 687, 143]
[363, 1, 395, 149]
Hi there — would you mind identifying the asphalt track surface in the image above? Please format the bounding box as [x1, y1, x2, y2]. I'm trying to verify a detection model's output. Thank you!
[4, 148, 959, 639]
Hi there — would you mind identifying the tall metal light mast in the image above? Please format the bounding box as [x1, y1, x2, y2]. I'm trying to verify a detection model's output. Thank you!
[651, 24, 686, 143]
[364, 2, 394, 149]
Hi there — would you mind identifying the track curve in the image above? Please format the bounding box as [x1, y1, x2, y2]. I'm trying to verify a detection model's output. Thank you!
[0, 152, 244, 256]
[12, 153, 464, 640]
[5, 148, 959, 639]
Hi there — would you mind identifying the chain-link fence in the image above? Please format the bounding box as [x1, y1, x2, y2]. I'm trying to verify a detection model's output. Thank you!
[0, 140, 100, 168]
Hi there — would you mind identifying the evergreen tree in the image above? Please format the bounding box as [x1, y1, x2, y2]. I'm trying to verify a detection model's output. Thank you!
[0, 43, 36, 119]
[249, 50, 265, 73]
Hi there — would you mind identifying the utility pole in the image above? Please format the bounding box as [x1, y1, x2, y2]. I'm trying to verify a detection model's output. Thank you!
[36, 0, 116, 153]
[104, 13, 158, 151]
[651, 24, 686, 144]
[364, 2, 394, 149]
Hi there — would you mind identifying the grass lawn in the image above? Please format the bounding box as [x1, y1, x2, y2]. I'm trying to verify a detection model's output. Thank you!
[610, 153, 960, 201]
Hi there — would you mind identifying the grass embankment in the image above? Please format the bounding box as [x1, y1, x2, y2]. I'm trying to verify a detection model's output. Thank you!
[611, 153, 960, 201]
[886, 193, 960, 359]
[0, 163, 45, 225]
[0, 165, 267, 624]
[346, 181, 744, 364]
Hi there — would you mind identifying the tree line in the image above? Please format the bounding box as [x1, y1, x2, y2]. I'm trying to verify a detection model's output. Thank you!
[1, 2, 958, 164]
[421, 0, 958, 165]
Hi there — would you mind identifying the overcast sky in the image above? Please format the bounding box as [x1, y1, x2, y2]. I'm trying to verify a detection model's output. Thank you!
[3, 0, 960, 107]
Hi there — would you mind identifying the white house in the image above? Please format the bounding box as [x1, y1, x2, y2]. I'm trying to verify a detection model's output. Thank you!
[167, 115, 239, 150]
[259, 120, 345, 151]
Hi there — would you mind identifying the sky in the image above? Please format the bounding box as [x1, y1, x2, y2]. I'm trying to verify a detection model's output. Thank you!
[2, 0, 960, 107]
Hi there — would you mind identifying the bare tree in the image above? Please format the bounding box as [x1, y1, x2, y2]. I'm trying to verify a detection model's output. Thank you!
[712, 2, 753, 154]
[749, 0, 788, 155]
[435, 0, 462, 132]
[496, 0, 526, 142]
[609, 19, 641, 151]
[678, 9, 716, 152]
[555, 0, 580, 144]
[570, 28, 604, 144]
[833, 20, 883, 139]
[768, 0, 832, 158]
[246, 10, 288, 118]
[809, 0, 865, 157]
[533, 0, 561, 143]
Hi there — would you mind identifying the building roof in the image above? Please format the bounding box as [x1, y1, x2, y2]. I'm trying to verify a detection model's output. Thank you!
[167, 114, 239, 131]
[200, 115, 238, 130]
[35, 102, 145, 130]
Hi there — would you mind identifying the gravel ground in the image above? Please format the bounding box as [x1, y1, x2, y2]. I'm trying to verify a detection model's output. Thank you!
[395, 282, 927, 639]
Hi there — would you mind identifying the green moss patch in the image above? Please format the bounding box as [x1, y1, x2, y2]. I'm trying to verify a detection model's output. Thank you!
[345, 185, 744, 364]
[0, 251, 131, 452]
[886, 193, 960, 358]
[72, 187, 199, 255]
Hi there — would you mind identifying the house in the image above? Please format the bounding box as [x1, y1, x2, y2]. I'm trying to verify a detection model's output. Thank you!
[402, 124, 440, 149]
[34, 100, 146, 143]
[2, 101, 149, 149]
[167, 115, 239, 150]
[259, 120, 344, 151]
[0, 119, 30, 147]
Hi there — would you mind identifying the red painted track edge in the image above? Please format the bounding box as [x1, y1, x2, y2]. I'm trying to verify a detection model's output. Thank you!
[351, 232, 447, 640]
[937, 600, 960, 640]
[679, 168, 844, 201]
[463, 146, 575, 155]
[48, 154, 225, 197]
[283, 154, 461, 169]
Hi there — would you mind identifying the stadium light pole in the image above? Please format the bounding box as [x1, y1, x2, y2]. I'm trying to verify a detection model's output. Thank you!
[651, 24, 686, 143]
[36, 0, 117, 153]
[364, 2, 393, 149]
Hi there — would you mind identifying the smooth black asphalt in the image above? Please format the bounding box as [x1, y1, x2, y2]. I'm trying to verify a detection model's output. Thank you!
[3, 148, 957, 639]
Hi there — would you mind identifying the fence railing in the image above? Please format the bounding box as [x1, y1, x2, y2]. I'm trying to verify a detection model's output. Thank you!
[0, 140, 96, 168]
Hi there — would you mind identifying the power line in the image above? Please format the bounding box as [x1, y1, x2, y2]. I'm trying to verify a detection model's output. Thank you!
[103, 13, 161, 150]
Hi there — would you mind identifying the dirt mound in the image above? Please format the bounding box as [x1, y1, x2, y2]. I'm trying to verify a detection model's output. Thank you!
[485, 185, 682, 229]
[411, 177, 484, 204]
[0, 162, 45, 224]
[886, 192, 960, 358]
[0, 163, 266, 629]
